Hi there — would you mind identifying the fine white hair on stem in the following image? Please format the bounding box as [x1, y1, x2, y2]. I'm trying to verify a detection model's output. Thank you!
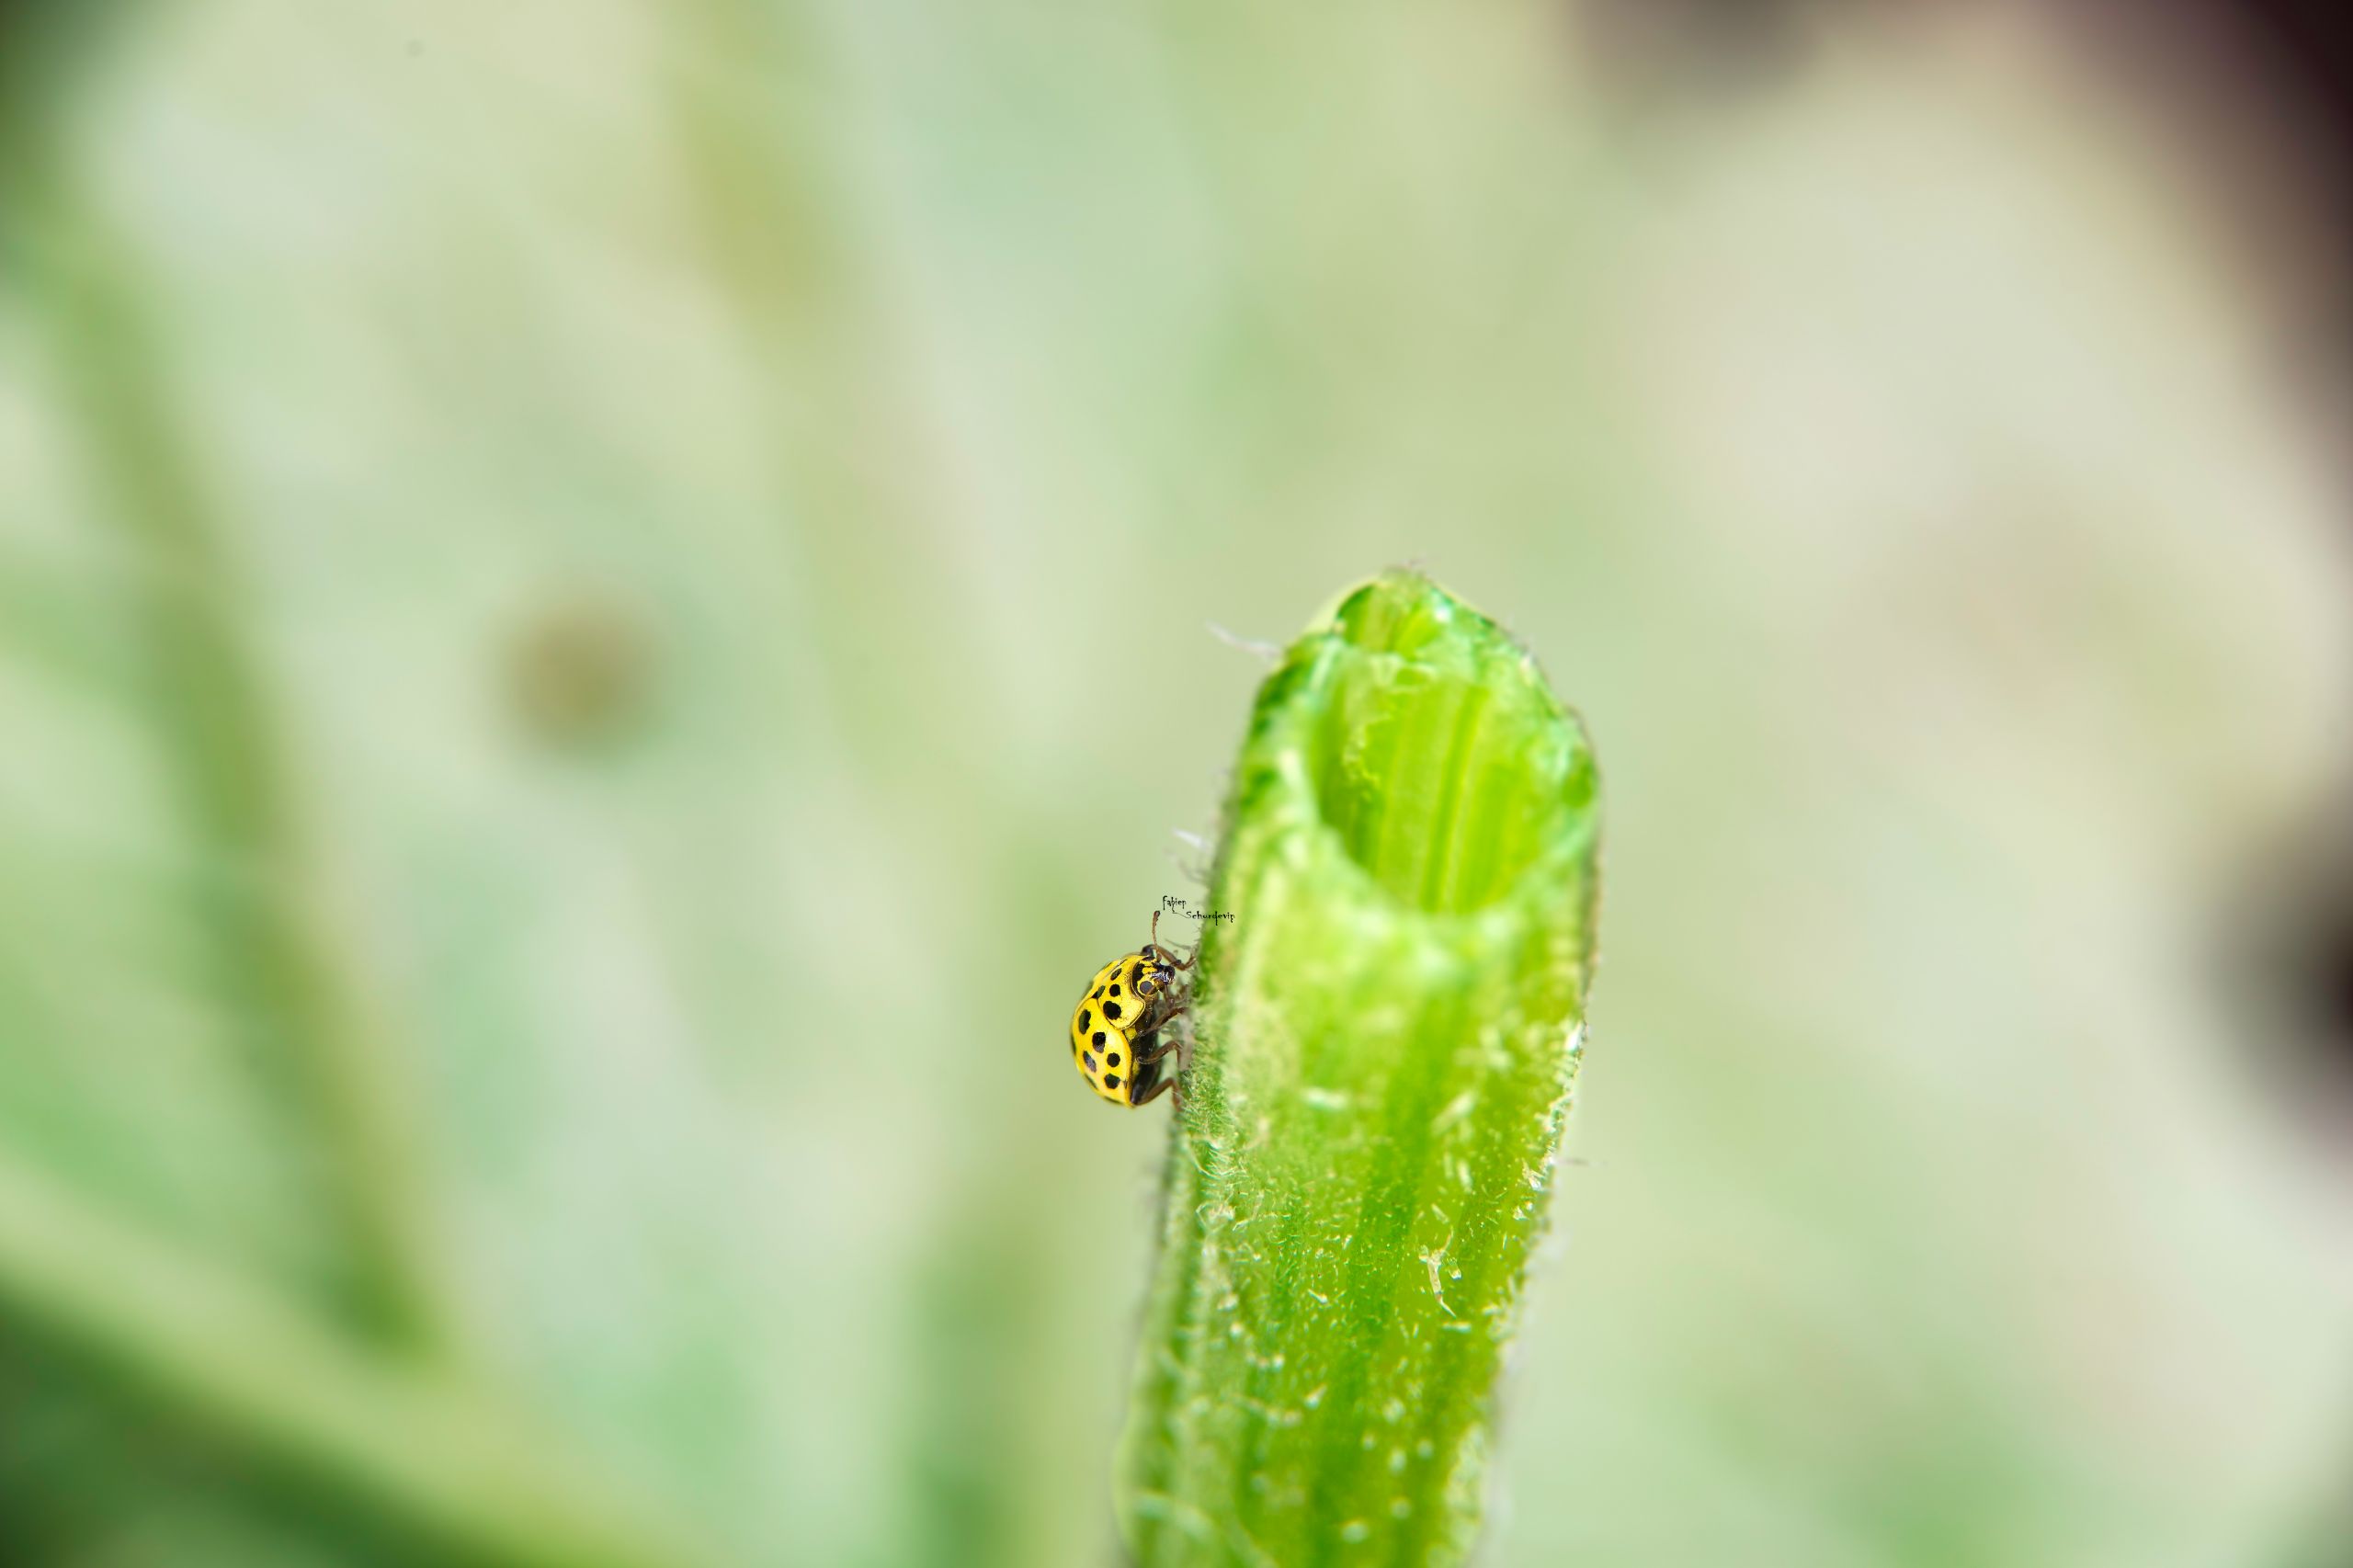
[1206, 621, 1281, 662]
[1169, 828, 1214, 882]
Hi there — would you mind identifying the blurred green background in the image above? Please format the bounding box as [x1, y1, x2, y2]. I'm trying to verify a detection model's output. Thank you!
[5, 2, 2353, 1564]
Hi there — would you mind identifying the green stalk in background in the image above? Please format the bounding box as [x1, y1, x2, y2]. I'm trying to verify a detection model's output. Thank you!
[1120, 571, 1600, 1568]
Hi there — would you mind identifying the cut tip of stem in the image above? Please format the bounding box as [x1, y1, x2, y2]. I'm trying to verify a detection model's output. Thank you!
[1313, 572, 1595, 916]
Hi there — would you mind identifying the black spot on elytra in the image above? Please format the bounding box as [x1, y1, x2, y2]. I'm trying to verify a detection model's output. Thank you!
[1085, 1052, 1098, 1073]
[1104, 1002, 1122, 1021]
[1107, 1051, 1121, 1066]
[1078, 1008, 1091, 1031]
[1108, 983, 1120, 996]
[1103, 1074, 1121, 1091]
[1091, 1030, 1106, 1047]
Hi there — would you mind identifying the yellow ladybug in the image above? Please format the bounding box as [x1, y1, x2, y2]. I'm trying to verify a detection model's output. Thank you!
[1071, 912, 1196, 1108]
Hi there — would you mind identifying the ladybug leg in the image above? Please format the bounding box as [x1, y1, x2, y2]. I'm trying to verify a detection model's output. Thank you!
[1148, 903, 1204, 965]
[1148, 912, 1202, 971]
[1134, 1001, 1190, 1062]
[1133, 1007, 1195, 1083]
[1131, 1016, 1195, 1112]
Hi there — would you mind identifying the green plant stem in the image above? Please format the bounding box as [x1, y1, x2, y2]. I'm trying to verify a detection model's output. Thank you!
[1120, 572, 1599, 1567]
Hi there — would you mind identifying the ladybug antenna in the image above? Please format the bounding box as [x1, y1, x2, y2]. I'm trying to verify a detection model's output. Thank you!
[1149, 908, 1199, 971]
